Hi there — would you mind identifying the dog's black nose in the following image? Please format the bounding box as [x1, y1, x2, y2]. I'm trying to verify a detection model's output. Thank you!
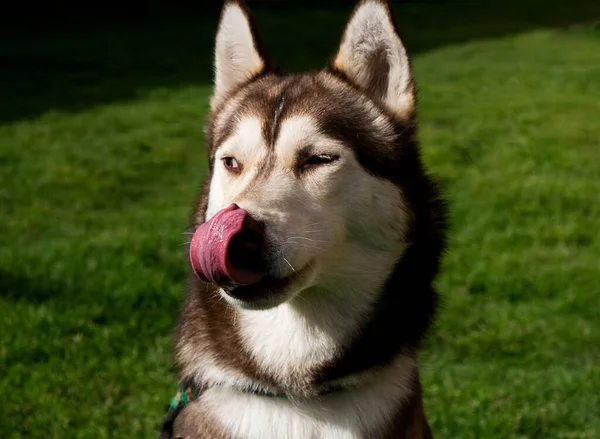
[227, 213, 267, 274]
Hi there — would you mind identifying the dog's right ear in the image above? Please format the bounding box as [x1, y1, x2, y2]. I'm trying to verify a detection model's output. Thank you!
[211, 0, 268, 110]
[332, 0, 414, 120]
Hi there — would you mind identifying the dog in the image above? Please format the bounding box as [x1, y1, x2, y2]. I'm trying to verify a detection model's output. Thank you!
[164, 0, 447, 437]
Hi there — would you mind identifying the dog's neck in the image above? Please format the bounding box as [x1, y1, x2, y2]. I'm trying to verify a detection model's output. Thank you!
[176, 236, 411, 395]
[233, 287, 377, 385]
[176, 286, 377, 398]
[174, 246, 436, 438]
[240, 241, 407, 379]
[171, 351, 429, 439]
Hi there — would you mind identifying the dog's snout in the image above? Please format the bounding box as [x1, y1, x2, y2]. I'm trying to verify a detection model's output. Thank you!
[228, 213, 267, 273]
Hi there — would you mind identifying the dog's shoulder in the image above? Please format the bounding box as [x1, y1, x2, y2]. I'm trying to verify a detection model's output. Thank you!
[173, 399, 229, 439]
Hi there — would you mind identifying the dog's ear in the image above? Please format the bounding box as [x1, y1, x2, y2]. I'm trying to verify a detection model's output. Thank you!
[333, 0, 414, 119]
[211, 0, 268, 110]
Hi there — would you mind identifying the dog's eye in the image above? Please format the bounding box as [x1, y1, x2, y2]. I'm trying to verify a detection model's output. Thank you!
[222, 157, 240, 173]
[304, 154, 339, 168]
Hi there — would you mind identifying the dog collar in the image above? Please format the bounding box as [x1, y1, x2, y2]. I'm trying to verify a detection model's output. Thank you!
[160, 379, 344, 438]
[159, 380, 290, 439]
[160, 379, 201, 439]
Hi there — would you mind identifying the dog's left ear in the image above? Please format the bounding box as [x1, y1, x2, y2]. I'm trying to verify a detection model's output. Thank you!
[333, 0, 414, 119]
[211, 0, 268, 110]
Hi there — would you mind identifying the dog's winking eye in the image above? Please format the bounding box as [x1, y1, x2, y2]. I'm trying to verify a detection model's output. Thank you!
[301, 154, 339, 171]
[306, 155, 336, 165]
[222, 157, 240, 173]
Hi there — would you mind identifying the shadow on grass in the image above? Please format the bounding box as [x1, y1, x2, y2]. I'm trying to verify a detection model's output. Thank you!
[0, 269, 65, 304]
[1, 0, 599, 124]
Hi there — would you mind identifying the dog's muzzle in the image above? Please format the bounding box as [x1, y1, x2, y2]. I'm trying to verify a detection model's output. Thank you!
[189, 203, 266, 288]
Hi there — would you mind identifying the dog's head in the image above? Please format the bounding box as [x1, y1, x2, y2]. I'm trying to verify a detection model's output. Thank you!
[190, 0, 428, 310]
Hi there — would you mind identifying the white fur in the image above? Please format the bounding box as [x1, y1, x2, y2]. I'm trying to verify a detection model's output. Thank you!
[212, 3, 264, 109]
[205, 116, 267, 221]
[236, 233, 407, 380]
[181, 106, 414, 433]
[204, 114, 409, 380]
[182, 2, 424, 437]
[200, 355, 416, 439]
[334, 1, 414, 117]
[275, 115, 329, 168]
[179, 341, 270, 393]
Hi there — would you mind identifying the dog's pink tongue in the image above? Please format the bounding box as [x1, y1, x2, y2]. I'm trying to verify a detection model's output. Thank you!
[190, 204, 263, 287]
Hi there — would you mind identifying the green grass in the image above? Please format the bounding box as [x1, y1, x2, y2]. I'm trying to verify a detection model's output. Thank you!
[1, 2, 600, 438]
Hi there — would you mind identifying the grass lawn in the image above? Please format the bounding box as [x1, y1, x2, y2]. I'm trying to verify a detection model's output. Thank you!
[1, 1, 599, 437]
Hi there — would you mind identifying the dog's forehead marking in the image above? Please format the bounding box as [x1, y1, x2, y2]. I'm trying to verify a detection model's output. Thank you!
[212, 74, 329, 151]
[213, 72, 397, 176]
[274, 115, 320, 166]
[218, 91, 322, 165]
[268, 91, 286, 150]
[222, 116, 266, 160]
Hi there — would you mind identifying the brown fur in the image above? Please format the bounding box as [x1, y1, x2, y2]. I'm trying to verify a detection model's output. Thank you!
[173, 387, 433, 439]
[170, 0, 447, 437]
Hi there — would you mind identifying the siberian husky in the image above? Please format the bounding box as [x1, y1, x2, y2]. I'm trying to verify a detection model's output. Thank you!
[164, 0, 447, 437]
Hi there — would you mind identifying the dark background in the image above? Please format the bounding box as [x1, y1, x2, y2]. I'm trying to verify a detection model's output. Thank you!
[2, 0, 598, 124]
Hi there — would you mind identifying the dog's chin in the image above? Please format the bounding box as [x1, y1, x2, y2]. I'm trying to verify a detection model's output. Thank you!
[219, 261, 316, 310]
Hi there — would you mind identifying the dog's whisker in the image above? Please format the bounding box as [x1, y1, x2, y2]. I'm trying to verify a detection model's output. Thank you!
[286, 236, 329, 243]
[303, 222, 321, 228]
[295, 294, 316, 313]
[301, 227, 323, 232]
[284, 241, 323, 250]
[294, 243, 325, 251]
[282, 257, 296, 273]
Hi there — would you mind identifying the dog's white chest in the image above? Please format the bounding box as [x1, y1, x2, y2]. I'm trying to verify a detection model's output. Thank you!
[199, 359, 415, 439]
[202, 389, 362, 439]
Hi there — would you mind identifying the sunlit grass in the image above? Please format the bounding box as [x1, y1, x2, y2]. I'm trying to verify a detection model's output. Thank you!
[1, 4, 599, 438]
